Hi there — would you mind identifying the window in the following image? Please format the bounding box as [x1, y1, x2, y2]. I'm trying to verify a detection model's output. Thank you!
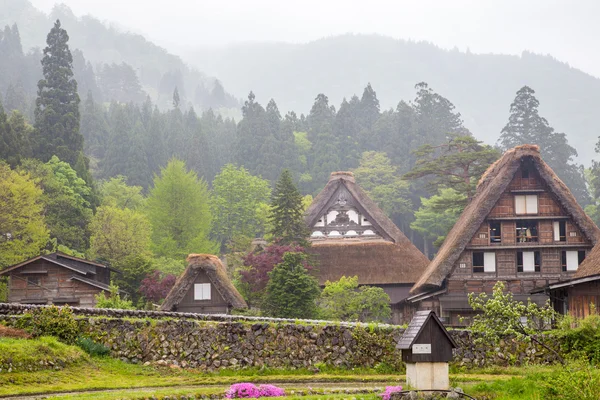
[27, 276, 40, 286]
[516, 220, 538, 242]
[473, 252, 495, 273]
[490, 222, 502, 243]
[517, 251, 540, 272]
[553, 221, 566, 242]
[515, 195, 538, 214]
[194, 283, 211, 300]
[522, 167, 530, 179]
[562, 250, 586, 272]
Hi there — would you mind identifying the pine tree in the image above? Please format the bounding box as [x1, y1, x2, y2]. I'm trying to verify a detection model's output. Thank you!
[499, 86, 590, 206]
[173, 87, 180, 109]
[263, 252, 320, 319]
[269, 169, 310, 246]
[33, 20, 83, 167]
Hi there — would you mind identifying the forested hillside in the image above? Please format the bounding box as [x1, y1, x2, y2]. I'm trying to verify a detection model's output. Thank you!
[0, 0, 239, 114]
[187, 34, 600, 164]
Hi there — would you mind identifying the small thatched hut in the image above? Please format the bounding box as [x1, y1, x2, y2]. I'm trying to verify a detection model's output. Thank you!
[305, 171, 430, 323]
[408, 145, 600, 325]
[160, 254, 247, 314]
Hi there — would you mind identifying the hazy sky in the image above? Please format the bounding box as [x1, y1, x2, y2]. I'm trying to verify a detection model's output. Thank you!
[29, 0, 600, 77]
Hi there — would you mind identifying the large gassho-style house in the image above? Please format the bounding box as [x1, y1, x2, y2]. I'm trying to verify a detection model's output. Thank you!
[406, 145, 600, 325]
[0, 252, 119, 307]
[305, 171, 430, 323]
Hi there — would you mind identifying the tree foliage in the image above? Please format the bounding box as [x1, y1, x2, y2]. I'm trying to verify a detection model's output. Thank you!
[317, 276, 391, 322]
[146, 158, 217, 259]
[94, 283, 135, 310]
[269, 169, 310, 246]
[139, 271, 177, 303]
[263, 252, 320, 319]
[33, 20, 83, 168]
[211, 164, 271, 247]
[0, 163, 49, 267]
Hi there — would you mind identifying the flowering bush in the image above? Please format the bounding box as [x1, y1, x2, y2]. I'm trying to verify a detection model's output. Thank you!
[225, 383, 285, 398]
[379, 385, 403, 400]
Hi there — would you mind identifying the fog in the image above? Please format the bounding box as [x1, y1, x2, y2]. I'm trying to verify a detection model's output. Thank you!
[29, 0, 600, 78]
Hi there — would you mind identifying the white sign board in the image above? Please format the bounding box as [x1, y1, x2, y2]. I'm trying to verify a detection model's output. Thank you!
[412, 344, 432, 354]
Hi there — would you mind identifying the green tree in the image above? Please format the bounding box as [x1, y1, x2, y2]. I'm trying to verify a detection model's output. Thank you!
[146, 158, 216, 259]
[317, 276, 391, 322]
[468, 281, 560, 362]
[88, 206, 152, 267]
[211, 164, 271, 248]
[269, 169, 310, 246]
[20, 156, 93, 252]
[94, 283, 134, 310]
[33, 20, 83, 168]
[404, 135, 500, 198]
[263, 252, 320, 319]
[0, 163, 49, 267]
[99, 176, 145, 210]
[499, 86, 590, 206]
[354, 151, 413, 221]
[0, 104, 29, 167]
[411, 188, 466, 251]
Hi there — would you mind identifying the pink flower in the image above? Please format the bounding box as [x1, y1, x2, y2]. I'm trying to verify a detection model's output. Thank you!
[379, 385, 403, 400]
[225, 383, 285, 398]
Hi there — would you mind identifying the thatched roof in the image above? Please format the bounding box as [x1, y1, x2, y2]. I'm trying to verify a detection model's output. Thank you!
[573, 243, 600, 279]
[305, 171, 430, 285]
[411, 144, 600, 294]
[306, 171, 420, 245]
[160, 254, 247, 311]
[309, 239, 428, 285]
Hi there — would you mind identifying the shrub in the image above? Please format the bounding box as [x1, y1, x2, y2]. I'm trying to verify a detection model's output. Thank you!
[76, 337, 110, 357]
[15, 305, 78, 344]
[541, 359, 600, 400]
[95, 283, 135, 310]
[225, 383, 285, 398]
[556, 312, 600, 363]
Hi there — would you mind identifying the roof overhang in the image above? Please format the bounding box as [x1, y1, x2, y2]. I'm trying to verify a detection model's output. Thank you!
[532, 274, 600, 293]
[405, 288, 447, 303]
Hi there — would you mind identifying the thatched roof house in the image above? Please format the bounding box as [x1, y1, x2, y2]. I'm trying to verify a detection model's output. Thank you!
[161, 254, 247, 314]
[407, 145, 600, 325]
[305, 172, 429, 320]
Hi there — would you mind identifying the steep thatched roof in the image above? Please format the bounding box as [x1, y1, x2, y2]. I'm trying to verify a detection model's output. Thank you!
[411, 144, 600, 294]
[160, 254, 247, 311]
[309, 239, 428, 285]
[573, 243, 600, 279]
[305, 171, 430, 286]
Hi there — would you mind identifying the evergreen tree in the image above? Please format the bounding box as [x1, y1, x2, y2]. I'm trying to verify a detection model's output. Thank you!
[0, 104, 21, 167]
[307, 93, 339, 193]
[80, 92, 108, 173]
[173, 87, 180, 109]
[358, 83, 380, 148]
[33, 20, 83, 167]
[333, 96, 361, 170]
[234, 92, 269, 177]
[263, 252, 320, 319]
[269, 169, 310, 246]
[499, 86, 590, 205]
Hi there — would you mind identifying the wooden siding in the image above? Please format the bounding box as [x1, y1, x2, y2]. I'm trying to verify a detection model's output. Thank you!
[7, 260, 103, 307]
[174, 269, 230, 314]
[568, 281, 600, 318]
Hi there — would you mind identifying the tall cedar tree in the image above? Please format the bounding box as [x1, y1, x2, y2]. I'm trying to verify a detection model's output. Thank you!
[269, 170, 310, 246]
[404, 135, 500, 199]
[33, 20, 83, 168]
[498, 86, 590, 206]
[263, 252, 320, 319]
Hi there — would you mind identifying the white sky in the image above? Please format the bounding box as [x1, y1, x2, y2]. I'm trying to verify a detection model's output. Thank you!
[29, 0, 600, 77]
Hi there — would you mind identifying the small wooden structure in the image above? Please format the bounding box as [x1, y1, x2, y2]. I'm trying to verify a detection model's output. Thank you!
[397, 310, 457, 390]
[160, 254, 247, 314]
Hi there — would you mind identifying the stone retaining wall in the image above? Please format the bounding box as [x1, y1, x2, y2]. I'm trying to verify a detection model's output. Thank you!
[0, 303, 561, 370]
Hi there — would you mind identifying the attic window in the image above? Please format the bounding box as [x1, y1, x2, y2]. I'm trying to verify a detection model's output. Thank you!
[569, 231, 577, 237]
[27, 276, 40, 287]
[194, 283, 211, 300]
[522, 167, 530, 179]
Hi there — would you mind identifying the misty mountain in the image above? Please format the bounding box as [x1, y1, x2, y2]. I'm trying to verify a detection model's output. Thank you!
[0, 0, 239, 112]
[186, 34, 600, 164]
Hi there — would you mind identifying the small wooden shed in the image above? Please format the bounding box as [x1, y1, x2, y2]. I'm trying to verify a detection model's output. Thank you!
[397, 310, 457, 390]
[160, 254, 247, 314]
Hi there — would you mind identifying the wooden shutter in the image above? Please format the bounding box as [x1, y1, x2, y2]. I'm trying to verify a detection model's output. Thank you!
[515, 195, 526, 214]
[523, 251, 535, 272]
[566, 251, 579, 271]
[525, 195, 538, 214]
[483, 252, 496, 272]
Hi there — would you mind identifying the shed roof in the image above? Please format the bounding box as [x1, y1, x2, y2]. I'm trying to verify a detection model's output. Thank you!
[411, 145, 600, 294]
[0, 252, 117, 276]
[397, 310, 457, 349]
[160, 254, 248, 311]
